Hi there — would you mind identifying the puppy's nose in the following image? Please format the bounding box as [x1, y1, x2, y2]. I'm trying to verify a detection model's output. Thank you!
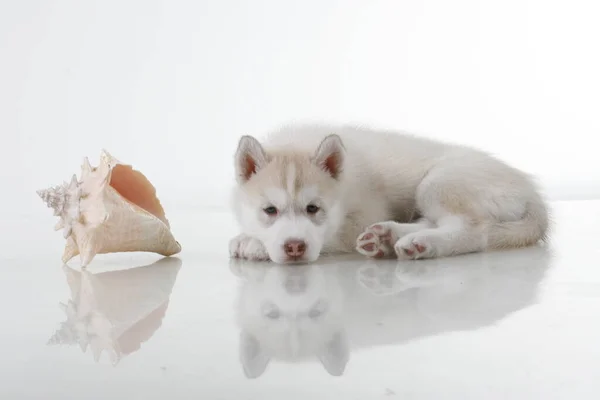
[283, 239, 307, 258]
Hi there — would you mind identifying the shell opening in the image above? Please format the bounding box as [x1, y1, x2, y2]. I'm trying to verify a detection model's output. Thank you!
[109, 165, 169, 226]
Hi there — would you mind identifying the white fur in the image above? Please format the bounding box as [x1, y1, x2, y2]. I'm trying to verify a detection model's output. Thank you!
[230, 124, 549, 263]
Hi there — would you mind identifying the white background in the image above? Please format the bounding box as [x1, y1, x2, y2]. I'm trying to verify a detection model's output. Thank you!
[1, 4, 600, 397]
[3, 0, 599, 213]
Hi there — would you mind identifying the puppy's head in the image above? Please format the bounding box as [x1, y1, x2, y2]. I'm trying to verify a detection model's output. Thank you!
[232, 134, 346, 264]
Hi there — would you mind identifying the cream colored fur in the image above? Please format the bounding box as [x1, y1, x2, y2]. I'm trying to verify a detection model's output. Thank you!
[230, 124, 549, 263]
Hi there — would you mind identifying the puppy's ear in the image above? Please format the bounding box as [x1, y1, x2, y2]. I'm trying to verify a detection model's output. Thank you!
[313, 134, 345, 179]
[239, 331, 270, 379]
[235, 136, 268, 184]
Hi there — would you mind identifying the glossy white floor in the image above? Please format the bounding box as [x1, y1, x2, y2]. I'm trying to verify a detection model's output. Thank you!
[2, 200, 599, 399]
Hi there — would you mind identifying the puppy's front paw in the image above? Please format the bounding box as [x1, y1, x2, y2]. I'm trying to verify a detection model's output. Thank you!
[229, 234, 270, 261]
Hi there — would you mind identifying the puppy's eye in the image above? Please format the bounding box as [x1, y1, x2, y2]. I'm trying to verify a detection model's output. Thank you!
[263, 206, 278, 215]
[306, 204, 320, 214]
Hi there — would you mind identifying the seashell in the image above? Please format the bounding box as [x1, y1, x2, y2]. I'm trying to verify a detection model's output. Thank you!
[47, 257, 182, 364]
[37, 150, 181, 266]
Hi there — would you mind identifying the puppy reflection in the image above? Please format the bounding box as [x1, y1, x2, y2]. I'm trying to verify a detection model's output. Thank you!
[48, 257, 182, 365]
[232, 247, 552, 378]
[234, 262, 350, 378]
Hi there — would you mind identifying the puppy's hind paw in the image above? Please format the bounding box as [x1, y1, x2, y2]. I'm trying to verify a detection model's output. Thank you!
[394, 234, 433, 260]
[355, 223, 397, 258]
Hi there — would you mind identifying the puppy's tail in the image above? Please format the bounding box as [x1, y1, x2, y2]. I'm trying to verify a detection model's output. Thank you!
[488, 197, 550, 249]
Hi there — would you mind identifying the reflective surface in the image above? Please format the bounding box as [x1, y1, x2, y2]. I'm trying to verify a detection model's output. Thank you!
[1, 201, 599, 399]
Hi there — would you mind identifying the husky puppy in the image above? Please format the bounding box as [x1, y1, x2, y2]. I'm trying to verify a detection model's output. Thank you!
[229, 124, 548, 264]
